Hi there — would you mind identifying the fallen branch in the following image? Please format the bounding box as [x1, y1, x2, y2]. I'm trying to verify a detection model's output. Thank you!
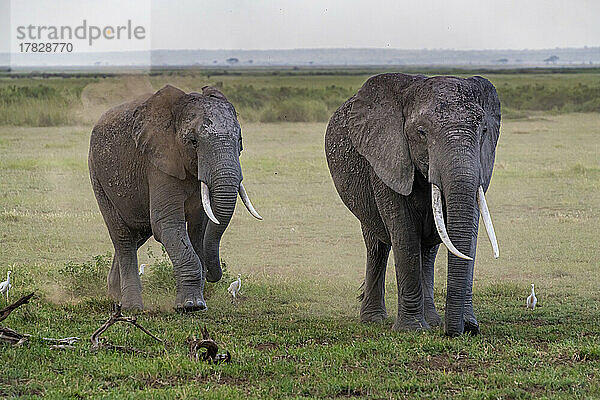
[188, 326, 231, 364]
[95, 341, 148, 355]
[0, 293, 34, 322]
[42, 336, 80, 346]
[49, 344, 76, 350]
[90, 304, 163, 352]
[0, 293, 35, 346]
[0, 326, 30, 346]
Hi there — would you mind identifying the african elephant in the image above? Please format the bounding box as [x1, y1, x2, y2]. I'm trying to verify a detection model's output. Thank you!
[325, 73, 500, 336]
[88, 85, 262, 312]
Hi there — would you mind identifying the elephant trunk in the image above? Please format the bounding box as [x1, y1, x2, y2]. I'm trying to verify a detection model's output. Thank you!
[442, 174, 479, 336]
[203, 172, 239, 282]
[431, 129, 480, 336]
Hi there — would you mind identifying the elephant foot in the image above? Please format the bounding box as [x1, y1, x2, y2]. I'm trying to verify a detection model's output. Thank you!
[463, 316, 480, 335]
[175, 289, 207, 312]
[393, 315, 430, 332]
[425, 308, 442, 328]
[360, 308, 388, 323]
[206, 266, 222, 283]
[121, 290, 144, 311]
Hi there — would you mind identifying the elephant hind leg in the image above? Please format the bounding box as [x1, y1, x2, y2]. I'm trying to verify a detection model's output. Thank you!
[360, 225, 391, 323]
[91, 175, 144, 309]
[107, 257, 121, 301]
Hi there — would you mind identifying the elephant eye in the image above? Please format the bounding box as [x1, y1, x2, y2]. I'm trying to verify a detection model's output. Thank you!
[417, 127, 426, 138]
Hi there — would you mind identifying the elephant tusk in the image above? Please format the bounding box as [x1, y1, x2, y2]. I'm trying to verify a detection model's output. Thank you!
[239, 182, 263, 220]
[201, 181, 220, 225]
[431, 184, 473, 261]
[477, 186, 499, 259]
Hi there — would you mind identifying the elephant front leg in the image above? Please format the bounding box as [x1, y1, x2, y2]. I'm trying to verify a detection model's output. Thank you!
[391, 231, 429, 331]
[422, 244, 442, 327]
[150, 180, 206, 312]
[185, 198, 208, 266]
[153, 221, 206, 312]
[392, 245, 428, 331]
[360, 225, 391, 323]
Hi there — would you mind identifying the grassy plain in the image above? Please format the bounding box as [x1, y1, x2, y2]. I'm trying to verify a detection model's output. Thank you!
[0, 70, 599, 398]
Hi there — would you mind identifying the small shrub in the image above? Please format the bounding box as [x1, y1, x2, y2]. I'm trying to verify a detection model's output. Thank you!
[0, 84, 81, 126]
[59, 252, 111, 298]
[143, 246, 176, 296]
[260, 99, 329, 122]
[502, 107, 530, 120]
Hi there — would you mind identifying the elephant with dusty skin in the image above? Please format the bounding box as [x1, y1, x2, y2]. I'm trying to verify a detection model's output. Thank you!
[89, 85, 262, 312]
[325, 73, 501, 336]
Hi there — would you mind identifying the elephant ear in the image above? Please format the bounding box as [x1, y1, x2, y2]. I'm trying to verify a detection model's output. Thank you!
[348, 73, 423, 196]
[132, 85, 187, 180]
[469, 76, 501, 191]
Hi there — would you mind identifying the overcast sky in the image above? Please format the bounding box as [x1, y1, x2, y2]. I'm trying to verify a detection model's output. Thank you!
[2, 0, 599, 52]
[151, 0, 600, 50]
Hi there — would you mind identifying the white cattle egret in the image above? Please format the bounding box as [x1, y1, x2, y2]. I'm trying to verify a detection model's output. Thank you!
[139, 264, 146, 276]
[527, 283, 537, 310]
[0, 270, 12, 302]
[227, 274, 242, 300]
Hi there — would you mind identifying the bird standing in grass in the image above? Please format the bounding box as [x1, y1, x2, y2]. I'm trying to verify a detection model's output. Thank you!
[0, 270, 12, 302]
[139, 264, 146, 276]
[228, 274, 241, 300]
[527, 283, 537, 310]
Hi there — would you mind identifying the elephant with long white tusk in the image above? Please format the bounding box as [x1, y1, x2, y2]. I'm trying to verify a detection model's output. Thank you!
[325, 73, 501, 336]
[89, 84, 262, 312]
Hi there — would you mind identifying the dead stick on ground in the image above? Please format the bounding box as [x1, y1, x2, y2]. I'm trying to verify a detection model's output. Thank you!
[42, 337, 80, 345]
[0, 293, 34, 323]
[188, 326, 231, 364]
[90, 304, 163, 351]
[0, 293, 35, 346]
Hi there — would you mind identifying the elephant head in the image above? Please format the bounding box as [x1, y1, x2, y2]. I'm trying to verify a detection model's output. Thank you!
[348, 73, 500, 335]
[132, 85, 261, 283]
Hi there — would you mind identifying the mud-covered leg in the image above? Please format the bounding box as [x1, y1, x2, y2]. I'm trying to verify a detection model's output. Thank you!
[185, 197, 208, 268]
[105, 223, 142, 309]
[360, 225, 391, 323]
[107, 257, 121, 302]
[422, 244, 442, 327]
[150, 177, 205, 312]
[91, 174, 142, 308]
[115, 241, 143, 309]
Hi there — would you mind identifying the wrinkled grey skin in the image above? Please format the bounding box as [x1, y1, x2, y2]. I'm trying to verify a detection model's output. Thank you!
[89, 85, 244, 312]
[325, 73, 501, 336]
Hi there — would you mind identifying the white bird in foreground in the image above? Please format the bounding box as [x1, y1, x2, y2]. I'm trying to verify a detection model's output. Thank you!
[527, 283, 537, 310]
[139, 264, 146, 276]
[0, 270, 12, 302]
[228, 274, 242, 300]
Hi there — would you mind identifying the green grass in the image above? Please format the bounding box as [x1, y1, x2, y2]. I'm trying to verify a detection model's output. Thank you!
[2, 69, 600, 126]
[1, 71, 600, 398]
